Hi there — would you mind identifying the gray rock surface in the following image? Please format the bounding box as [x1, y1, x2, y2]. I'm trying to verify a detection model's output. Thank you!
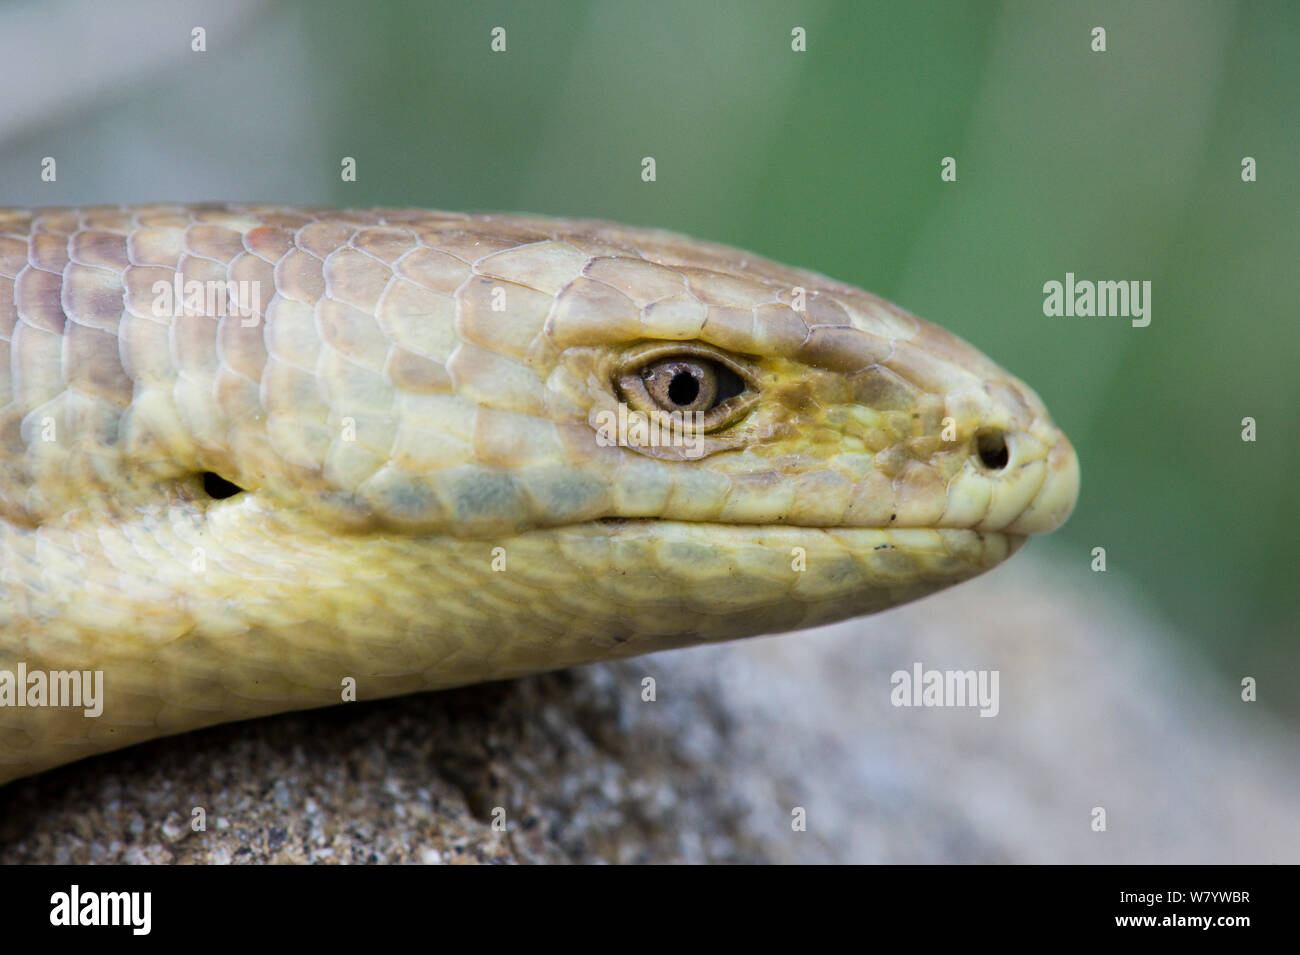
[2, 558, 1296, 863]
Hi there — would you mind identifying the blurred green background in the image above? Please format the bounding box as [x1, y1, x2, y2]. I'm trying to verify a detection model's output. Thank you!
[2, 0, 1295, 709]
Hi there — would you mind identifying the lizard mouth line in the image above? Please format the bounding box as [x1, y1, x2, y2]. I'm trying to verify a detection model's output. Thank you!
[578, 519, 1029, 561]
[593, 517, 1022, 537]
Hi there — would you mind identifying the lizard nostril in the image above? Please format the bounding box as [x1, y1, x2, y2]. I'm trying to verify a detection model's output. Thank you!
[975, 429, 1009, 471]
[202, 472, 244, 499]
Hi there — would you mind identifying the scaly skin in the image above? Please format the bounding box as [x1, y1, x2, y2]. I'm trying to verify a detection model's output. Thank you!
[0, 204, 1079, 783]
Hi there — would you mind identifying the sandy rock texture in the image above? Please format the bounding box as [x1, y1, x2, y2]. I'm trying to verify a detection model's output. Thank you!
[1, 558, 1295, 864]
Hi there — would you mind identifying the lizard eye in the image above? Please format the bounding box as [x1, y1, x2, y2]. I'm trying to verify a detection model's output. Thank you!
[616, 345, 758, 432]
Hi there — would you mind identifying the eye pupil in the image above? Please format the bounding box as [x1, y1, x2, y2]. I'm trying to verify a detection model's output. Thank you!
[667, 371, 700, 406]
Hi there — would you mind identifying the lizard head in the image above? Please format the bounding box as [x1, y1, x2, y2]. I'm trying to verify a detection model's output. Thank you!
[229, 214, 1080, 636]
[126, 213, 1080, 639]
